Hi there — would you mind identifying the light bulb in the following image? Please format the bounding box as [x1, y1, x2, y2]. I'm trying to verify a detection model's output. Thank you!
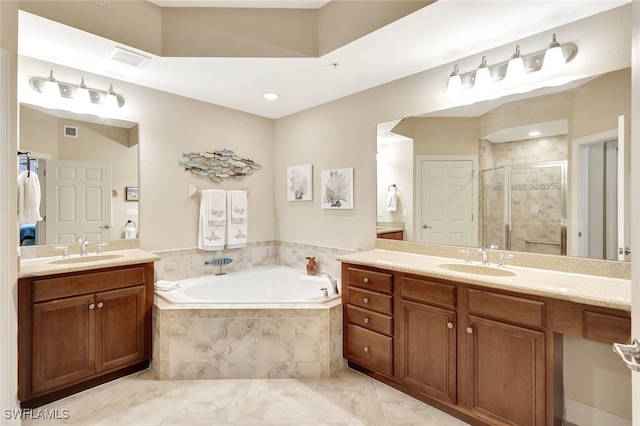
[41, 70, 60, 108]
[99, 84, 120, 117]
[73, 78, 93, 114]
[472, 56, 492, 91]
[542, 34, 566, 73]
[445, 65, 463, 98]
[505, 46, 526, 81]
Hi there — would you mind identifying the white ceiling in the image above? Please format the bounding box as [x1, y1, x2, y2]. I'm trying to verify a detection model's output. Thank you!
[148, 0, 330, 8]
[18, 0, 629, 119]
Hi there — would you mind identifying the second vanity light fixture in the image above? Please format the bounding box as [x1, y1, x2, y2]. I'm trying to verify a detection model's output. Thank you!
[445, 33, 577, 100]
[30, 70, 125, 118]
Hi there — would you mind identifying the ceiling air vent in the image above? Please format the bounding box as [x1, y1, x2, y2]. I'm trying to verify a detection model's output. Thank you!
[108, 47, 151, 68]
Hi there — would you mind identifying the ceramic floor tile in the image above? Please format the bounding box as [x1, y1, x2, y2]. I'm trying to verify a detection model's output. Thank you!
[311, 378, 388, 424]
[237, 379, 315, 424]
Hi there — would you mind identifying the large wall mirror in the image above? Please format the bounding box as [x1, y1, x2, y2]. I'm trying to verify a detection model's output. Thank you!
[377, 67, 631, 262]
[18, 104, 139, 246]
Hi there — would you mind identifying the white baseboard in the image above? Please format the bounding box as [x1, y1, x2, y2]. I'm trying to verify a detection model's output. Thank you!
[563, 397, 631, 426]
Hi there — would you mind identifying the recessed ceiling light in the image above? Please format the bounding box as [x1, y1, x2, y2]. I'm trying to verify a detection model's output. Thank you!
[528, 131, 541, 137]
[263, 92, 279, 100]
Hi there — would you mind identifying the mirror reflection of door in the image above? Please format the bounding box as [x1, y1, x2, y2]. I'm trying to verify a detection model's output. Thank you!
[572, 115, 630, 261]
[41, 159, 112, 244]
[416, 155, 477, 246]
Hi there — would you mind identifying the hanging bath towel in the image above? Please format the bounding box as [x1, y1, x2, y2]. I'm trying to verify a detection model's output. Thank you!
[125, 221, 137, 239]
[198, 189, 226, 251]
[387, 190, 398, 212]
[17, 170, 43, 224]
[226, 190, 247, 249]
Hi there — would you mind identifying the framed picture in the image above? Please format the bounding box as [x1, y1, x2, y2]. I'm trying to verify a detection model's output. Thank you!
[321, 168, 353, 209]
[287, 164, 313, 201]
[125, 186, 139, 201]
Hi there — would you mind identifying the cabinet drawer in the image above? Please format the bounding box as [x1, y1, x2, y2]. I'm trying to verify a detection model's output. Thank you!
[584, 311, 631, 345]
[33, 266, 147, 303]
[347, 304, 393, 336]
[346, 267, 393, 293]
[400, 276, 456, 308]
[468, 289, 545, 328]
[346, 324, 393, 376]
[347, 287, 393, 315]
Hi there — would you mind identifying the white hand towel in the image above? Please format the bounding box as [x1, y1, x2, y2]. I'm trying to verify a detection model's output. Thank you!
[387, 191, 398, 212]
[199, 189, 226, 251]
[229, 190, 247, 223]
[226, 191, 247, 249]
[154, 280, 180, 291]
[125, 222, 137, 239]
[17, 170, 43, 224]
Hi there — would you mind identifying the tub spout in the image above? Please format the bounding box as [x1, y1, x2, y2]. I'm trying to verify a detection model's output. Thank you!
[317, 272, 339, 295]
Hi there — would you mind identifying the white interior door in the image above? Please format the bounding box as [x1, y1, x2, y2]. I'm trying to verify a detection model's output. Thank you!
[44, 160, 112, 244]
[617, 115, 631, 261]
[416, 156, 476, 246]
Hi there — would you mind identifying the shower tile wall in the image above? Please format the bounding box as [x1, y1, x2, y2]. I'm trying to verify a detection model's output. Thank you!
[481, 136, 567, 254]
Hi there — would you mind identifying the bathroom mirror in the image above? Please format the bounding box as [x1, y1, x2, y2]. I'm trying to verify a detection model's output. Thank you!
[18, 103, 139, 246]
[376, 67, 631, 261]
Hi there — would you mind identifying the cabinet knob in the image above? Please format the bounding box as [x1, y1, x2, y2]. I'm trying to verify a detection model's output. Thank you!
[364, 317, 370, 324]
[97, 302, 104, 308]
[363, 346, 370, 353]
[88, 303, 95, 310]
[363, 278, 370, 284]
[447, 322, 454, 329]
[466, 326, 473, 334]
[363, 298, 369, 304]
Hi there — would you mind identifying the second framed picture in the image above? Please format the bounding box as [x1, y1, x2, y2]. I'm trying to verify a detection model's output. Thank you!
[321, 168, 353, 209]
[287, 164, 313, 201]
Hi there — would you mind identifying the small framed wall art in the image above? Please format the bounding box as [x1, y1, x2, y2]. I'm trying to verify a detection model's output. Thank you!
[125, 186, 139, 201]
[321, 167, 353, 209]
[287, 164, 313, 201]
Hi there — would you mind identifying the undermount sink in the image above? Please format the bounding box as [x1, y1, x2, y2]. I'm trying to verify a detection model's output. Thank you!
[48, 254, 124, 265]
[437, 263, 517, 277]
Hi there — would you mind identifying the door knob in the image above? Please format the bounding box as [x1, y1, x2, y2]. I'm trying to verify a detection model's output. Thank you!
[447, 322, 454, 329]
[466, 326, 473, 334]
[423, 225, 432, 229]
[100, 225, 111, 229]
[88, 303, 95, 310]
[97, 302, 104, 308]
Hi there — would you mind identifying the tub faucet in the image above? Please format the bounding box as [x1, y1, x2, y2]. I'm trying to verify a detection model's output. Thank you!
[317, 272, 339, 295]
[477, 247, 489, 265]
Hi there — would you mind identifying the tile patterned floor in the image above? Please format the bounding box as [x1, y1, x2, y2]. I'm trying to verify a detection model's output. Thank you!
[20, 368, 469, 425]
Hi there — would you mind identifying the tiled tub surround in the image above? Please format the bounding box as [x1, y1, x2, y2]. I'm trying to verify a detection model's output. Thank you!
[152, 298, 346, 380]
[152, 240, 351, 282]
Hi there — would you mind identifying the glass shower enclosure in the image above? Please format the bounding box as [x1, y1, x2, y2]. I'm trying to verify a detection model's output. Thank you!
[482, 161, 567, 255]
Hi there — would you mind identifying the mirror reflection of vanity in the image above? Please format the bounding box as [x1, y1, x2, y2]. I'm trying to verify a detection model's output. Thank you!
[377, 67, 631, 261]
[18, 104, 139, 246]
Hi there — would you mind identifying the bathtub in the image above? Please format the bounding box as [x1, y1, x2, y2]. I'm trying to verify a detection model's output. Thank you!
[155, 265, 341, 304]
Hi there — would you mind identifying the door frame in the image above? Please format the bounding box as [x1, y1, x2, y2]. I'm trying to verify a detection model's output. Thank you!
[415, 155, 479, 247]
[570, 128, 617, 258]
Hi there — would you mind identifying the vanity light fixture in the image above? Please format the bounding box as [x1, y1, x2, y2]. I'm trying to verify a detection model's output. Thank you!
[445, 34, 577, 101]
[30, 71, 125, 117]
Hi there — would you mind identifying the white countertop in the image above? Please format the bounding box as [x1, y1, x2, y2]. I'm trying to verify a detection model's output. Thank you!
[19, 249, 161, 278]
[337, 249, 631, 311]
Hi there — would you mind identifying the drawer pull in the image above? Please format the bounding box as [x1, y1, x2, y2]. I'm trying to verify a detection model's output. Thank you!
[363, 298, 369, 304]
[363, 346, 370, 353]
[364, 317, 370, 324]
[466, 326, 473, 334]
[88, 303, 95, 310]
[363, 278, 370, 284]
[447, 322, 454, 329]
[97, 302, 104, 308]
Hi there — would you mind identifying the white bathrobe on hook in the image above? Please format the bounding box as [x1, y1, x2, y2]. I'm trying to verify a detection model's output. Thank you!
[17, 170, 43, 224]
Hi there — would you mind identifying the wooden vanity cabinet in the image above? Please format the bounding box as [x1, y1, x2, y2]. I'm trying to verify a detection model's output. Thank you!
[19, 263, 154, 408]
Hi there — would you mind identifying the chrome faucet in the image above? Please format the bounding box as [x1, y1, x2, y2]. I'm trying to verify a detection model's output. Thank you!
[77, 237, 89, 256]
[477, 247, 489, 265]
[317, 272, 340, 295]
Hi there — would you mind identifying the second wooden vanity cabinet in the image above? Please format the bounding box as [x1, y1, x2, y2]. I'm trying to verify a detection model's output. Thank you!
[19, 263, 154, 408]
[342, 262, 630, 426]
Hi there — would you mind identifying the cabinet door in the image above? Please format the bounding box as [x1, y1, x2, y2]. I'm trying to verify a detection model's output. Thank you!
[399, 301, 456, 404]
[95, 285, 146, 372]
[32, 294, 95, 394]
[467, 315, 545, 426]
